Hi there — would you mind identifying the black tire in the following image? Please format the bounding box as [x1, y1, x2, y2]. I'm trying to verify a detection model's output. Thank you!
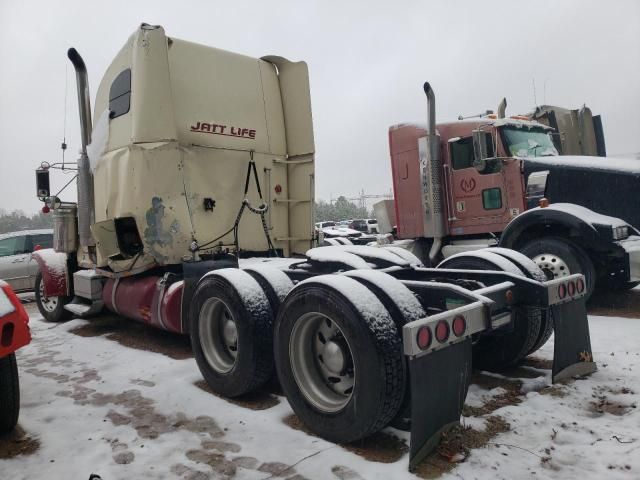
[519, 237, 596, 299]
[34, 271, 72, 322]
[334, 238, 353, 245]
[243, 266, 294, 317]
[190, 269, 274, 398]
[321, 238, 341, 246]
[343, 270, 426, 430]
[274, 276, 405, 443]
[490, 248, 553, 355]
[0, 353, 20, 433]
[438, 252, 542, 371]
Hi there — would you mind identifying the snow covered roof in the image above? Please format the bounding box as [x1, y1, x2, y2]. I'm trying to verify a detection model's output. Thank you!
[522, 155, 640, 174]
[493, 118, 553, 130]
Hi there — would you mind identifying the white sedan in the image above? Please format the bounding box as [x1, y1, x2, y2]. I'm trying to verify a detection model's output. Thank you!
[0, 229, 53, 292]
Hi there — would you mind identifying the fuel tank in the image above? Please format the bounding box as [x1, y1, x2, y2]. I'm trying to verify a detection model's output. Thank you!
[102, 275, 184, 333]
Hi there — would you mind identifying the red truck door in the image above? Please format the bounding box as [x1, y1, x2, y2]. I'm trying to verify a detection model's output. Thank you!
[444, 136, 522, 236]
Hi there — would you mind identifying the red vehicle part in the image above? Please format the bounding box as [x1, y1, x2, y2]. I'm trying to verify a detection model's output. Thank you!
[0, 281, 31, 358]
[32, 249, 69, 297]
[103, 276, 184, 334]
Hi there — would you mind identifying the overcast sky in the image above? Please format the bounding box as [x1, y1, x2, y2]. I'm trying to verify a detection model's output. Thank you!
[1, 0, 639, 214]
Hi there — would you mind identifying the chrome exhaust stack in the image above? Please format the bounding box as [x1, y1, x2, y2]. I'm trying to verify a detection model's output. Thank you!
[424, 82, 436, 138]
[67, 48, 96, 249]
[497, 97, 507, 119]
[421, 82, 445, 264]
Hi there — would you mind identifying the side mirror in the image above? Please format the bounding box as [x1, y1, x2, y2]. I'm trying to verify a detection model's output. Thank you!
[472, 130, 490, 171]
[525, 170, 550, 209]
[36, 168, 50, 200]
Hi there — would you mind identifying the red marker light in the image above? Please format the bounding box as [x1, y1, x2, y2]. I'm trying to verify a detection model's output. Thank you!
[416, 326, 432, 350]
[435, 320, 450, 343]
[558, 283, 567, 299]
[576, 278, 585, 294]
[42, 205, 50, 214]
[567, 280, 576, 297]
[275, 184, 282, 194]
[452, 315, 467, 337]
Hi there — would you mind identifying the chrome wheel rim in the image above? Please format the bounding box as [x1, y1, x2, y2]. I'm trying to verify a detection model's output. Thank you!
[532, 253, 570, 279]
[199, 298, 238, 373]
[39, 280, 59, 313]
[289, 312, 355, 413]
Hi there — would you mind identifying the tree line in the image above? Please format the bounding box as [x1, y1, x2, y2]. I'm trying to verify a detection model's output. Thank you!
[0, 209, 53, 234]
[315, 196, 371, 222]
[1, 198, 368, 233]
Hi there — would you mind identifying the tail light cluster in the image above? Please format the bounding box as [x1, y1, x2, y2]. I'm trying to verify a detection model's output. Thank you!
[557, 277, 585, 300]
[416, 314, 467, 350]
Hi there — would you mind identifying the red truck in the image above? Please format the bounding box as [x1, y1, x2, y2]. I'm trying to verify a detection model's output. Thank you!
[385, 82, 640, 297]
[0, 281, 31, 433]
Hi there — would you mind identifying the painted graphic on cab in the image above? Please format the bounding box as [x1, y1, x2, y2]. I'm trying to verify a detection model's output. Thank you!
[460, 178, 476, 193]
[191, 121, 257, 139]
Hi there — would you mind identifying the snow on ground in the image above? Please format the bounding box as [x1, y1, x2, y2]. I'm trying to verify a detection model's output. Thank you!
[2, 307, 639, 479]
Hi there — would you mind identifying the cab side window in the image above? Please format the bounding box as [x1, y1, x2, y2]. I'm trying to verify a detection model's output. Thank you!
[450, 137, 475, 170]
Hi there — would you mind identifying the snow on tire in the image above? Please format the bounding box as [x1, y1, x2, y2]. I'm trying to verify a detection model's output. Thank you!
[190, 269, 274, 397]
[333, 237, 353, 245]
[380, 245, 424, 267]
[274, 275, 405, 443]
[243, 265, 294, 316]
[438, 250, 542, 371]
[342, 269, 426, 429]
[321, 238, 341, 246]
[490, 247, 553, 355]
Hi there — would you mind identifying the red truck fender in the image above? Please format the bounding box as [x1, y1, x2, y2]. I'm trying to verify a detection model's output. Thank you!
[32, 248, 70, 297]
[0, 280, 31, 357]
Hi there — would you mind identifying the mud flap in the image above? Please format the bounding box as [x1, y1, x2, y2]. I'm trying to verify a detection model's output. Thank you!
[550, 297, 597, 383]
[408, 338, 472, 471]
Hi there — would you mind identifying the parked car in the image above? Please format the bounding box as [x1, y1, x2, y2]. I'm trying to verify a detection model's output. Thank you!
[366, 218, 378, 234]
[314, 221, 336, 232]
[349, 219, 368, 232]
[0, 229, 53, 292]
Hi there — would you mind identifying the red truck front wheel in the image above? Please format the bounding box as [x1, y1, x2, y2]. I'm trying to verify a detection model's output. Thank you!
[0, 353, 20, 433]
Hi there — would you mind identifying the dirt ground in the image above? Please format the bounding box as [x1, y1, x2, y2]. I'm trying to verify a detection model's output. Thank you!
[0, 426, 40, 460]
[587, 287, 640, 318]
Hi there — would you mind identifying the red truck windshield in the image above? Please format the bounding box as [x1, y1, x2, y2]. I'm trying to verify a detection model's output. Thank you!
[501, 126, 558, 158]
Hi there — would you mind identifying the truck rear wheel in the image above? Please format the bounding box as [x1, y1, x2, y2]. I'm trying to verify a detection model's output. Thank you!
[490, 248, 553, 355]
[190, 269, 274, 397]
[243, 266, 294, 316]
[35, 271, 72, 322]
[438, 252, 542, 370]
[274, 276, 405, 443]
[343, 269, 426, 429]
[0, 353, 20, 433]
[519, 237, 596, 299]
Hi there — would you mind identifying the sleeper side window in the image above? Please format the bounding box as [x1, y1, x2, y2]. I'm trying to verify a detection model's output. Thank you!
[109, 69, 131, 119]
